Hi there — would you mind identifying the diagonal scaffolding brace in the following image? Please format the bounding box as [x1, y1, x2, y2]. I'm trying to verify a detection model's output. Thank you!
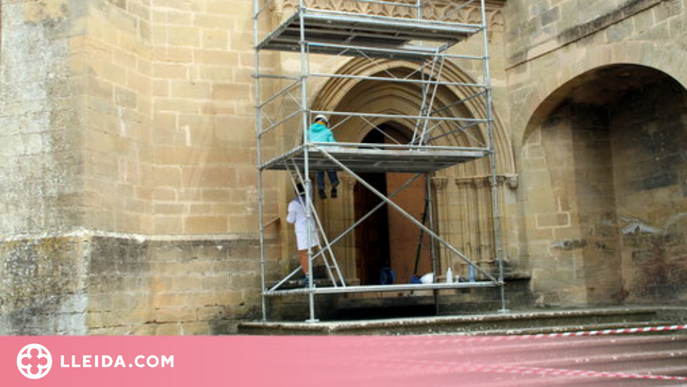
[314, 145, 499, 283]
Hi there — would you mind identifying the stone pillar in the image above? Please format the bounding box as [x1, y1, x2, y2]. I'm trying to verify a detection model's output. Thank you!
[455, 177, 477, 278]
[340, 174, 358, 282]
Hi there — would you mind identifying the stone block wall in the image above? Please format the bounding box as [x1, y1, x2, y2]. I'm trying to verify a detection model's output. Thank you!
[0, 0, 279, 334]
[521, 103, 623, 306]
[0, 0, 86, 235]
[0, 232, 278, 335]
[0, 235, 88, 334]
[609, 80, 687, 303]
[81, 0, 153, 233]
[518, 81, 687, 306]
[148, 0, 275, 236]
[504, 0, 681, 69]
[507, 0, 687, 307]
[506, 0, 687, 144]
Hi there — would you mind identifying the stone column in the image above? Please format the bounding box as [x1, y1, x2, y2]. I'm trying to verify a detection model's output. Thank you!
[455, 177, 477, 278]
[477, 176, 493, 267]
[340, 174, 358, 282]
[496, 174, 519, 266]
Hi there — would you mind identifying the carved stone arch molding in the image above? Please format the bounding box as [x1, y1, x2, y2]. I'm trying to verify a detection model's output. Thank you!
[276, 1, 506, 31]
[312, 58, 515, 175]
[310, 57, 517, 281]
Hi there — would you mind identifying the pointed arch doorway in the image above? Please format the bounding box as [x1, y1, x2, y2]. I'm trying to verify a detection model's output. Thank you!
[353, 123, 432, 285]
[312, 59, 516, 291]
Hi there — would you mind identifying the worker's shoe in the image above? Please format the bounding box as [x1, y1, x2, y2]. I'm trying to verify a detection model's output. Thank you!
[318, 189, 327, 199]
[331, 187, 338, 199]
[303, 275, 310, 288]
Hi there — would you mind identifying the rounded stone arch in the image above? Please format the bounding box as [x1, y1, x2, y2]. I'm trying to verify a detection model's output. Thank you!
[310, 57, 516, 176]
[517, 40, 687, 148]
[515, 41, 687, 307]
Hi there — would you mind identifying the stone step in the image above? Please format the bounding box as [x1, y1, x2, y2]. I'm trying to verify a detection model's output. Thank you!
[443, 321, 687, 337]
[241, 307, 675, 335]
[465, 363, 687, 387]
[388, 336, 687, 387]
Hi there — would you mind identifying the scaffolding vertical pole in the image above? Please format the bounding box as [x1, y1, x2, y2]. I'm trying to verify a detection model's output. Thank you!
[426, 173, 440, 313]
[411, 0, 425, 145]
[254, 0, 268, 322]
[298, 0, 318, 323]
[480, 0, 508, 313]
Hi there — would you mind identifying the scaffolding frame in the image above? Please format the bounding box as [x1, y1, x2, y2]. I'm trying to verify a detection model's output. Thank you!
[254, 0, 506, 322]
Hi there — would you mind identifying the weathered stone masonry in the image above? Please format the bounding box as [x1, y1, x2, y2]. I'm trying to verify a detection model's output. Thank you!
[0, 0, 275, 334]
[3, 0, 687, 334]
[507, 0, 687, 306]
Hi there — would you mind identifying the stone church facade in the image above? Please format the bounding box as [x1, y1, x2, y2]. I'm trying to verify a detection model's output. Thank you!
[1, 0, 686, 334]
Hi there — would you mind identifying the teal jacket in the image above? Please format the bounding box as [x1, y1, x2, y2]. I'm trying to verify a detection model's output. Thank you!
[307, 122, 336, 144]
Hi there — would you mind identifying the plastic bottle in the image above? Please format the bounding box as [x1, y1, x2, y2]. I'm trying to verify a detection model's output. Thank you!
[468, 265, 475, 282]
[446, 267, 453, 283]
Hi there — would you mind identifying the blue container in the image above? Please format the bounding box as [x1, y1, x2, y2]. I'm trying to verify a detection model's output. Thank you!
[380, 267, 395, 285]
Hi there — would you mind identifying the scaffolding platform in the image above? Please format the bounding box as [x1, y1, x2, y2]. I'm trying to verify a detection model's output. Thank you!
[258, 9, 482, 57]
[266, 281, 498, 296]
[261, 145, 489, 173]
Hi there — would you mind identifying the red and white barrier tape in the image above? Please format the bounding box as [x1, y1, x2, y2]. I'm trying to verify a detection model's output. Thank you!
[325, 324, 687, 348]
[368, 359, 687, 382]
[519, 324, 687, 340]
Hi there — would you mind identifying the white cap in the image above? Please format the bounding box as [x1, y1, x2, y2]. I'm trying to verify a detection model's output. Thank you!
[314, 114, 328, 125]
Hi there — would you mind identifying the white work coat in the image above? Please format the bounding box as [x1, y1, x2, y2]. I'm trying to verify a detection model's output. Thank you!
[287, 196, 319, 250]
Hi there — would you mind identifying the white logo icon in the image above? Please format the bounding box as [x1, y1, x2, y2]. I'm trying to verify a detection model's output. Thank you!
[17, 344, 53, 379]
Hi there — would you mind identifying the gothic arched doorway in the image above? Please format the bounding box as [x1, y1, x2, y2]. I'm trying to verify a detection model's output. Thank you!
[310, 60, 515, 288]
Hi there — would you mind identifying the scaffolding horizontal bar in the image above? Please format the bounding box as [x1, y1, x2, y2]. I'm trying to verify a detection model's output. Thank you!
[311, 110, 489, 123]
[258, 10, 481, 56]
[261, 146, 488, 173]
[309, 72, 487, 89]
[269, 41, 485, 61]
[264, 281, 499, 296]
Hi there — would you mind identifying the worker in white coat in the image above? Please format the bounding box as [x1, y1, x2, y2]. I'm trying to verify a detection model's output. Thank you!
[287, 183, 319, 286]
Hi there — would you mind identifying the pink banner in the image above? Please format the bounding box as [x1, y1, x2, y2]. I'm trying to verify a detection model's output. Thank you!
[2, 335, 684, 386]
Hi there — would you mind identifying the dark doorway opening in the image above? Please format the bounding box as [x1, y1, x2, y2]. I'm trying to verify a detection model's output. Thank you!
[353, 124, 431, 285]
[354, 129, 391, 285]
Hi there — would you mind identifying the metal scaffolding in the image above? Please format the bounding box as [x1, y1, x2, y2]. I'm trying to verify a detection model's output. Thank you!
[254, 0, 506, 322]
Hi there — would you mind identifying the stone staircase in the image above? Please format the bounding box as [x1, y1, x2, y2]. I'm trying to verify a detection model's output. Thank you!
[448, 335, 687, 387]
[239, 306, 685, 335]
[240, 307, 687, 386]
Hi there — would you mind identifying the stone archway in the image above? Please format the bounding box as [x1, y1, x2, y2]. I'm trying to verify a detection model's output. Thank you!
[520, 63, 687, 306]
[310, 59, 517, 285]
[513, 41, 687, 147]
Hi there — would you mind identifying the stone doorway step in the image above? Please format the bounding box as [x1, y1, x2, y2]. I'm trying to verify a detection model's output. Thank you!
[238, 306, 687, 336]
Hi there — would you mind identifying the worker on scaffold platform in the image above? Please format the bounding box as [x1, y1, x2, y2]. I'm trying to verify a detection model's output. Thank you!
[287, 183, 319, 287]
[308, 114, 340, 200]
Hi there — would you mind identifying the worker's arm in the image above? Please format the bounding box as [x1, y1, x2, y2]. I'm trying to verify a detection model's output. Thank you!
[286, 202, 296, 224]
